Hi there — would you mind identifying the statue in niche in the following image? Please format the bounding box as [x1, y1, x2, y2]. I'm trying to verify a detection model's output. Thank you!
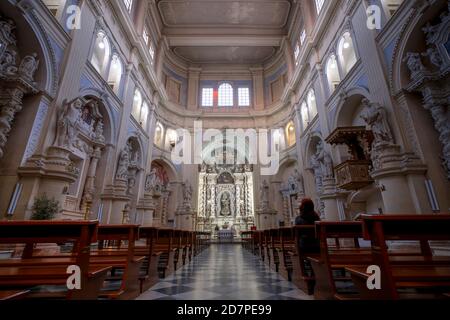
[220, 192, 231, 216]
[422, 47, 443, 67]
[260, 180, 269, 209]
[94, 119, 105, 142]
[55, 99, 82, 149]
[312, 140, 334, 179]
[145, 168, 159, 192]
[403, 52, 426, 75]
[293, 169, 304, 194]
[360, 99, 394, 147]
[182, 180, 193, 204]
[116, 142, 131, 180]
[18, 53, 39, 80]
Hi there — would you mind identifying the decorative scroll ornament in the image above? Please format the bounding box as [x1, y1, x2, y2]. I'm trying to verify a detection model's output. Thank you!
[404, 2, 450, 179]
[0, 15, 39, 158]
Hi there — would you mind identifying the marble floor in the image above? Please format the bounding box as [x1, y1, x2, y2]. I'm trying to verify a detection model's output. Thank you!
[136, 243, 313, 300]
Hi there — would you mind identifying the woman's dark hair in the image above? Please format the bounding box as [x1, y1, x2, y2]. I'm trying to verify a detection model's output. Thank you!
[300, 198, 315, 214]
[299, 198, 320, 223]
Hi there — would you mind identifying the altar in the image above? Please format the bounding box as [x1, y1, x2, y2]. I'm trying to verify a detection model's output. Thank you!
[196, 163, 255, 236]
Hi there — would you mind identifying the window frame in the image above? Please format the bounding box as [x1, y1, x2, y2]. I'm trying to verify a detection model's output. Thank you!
[201, 87, 214, 107]
[218, 83, 234, 107]
[238, 87, 250, 107]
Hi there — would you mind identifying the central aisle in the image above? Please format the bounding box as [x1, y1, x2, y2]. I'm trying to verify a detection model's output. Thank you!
[137, 244, 312, 300]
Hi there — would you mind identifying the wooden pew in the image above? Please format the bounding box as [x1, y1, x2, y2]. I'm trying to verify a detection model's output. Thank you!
[154, 228, 177, 278]
[0, 290, 30, 300]
[290, 225, 318, 295]
[307, 221, 371, 300]
[93, 224, 145, 299]
[137, 226, 162, 293]
[346, 214, 450, 299]
[0, 220, 110, 299]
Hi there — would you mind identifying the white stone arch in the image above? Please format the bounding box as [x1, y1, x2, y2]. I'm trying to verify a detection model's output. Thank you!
[151, 157, 180, 183]
[7, 1, 59, 96]
[331, 87, 371, 130]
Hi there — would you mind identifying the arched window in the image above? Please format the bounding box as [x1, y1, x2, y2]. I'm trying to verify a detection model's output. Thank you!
[140, 102, 149, 129]
[285, 121, 296, 147]
[132, 90, 142, 120]
[326, 55, 341, 93]
[337, 32, 357, 76]
[107, 54, 122, 94]
[307, 90, 317, 120]
[218, 83, 233, 107]
[154, 122, 164, 146]
[301, 102, 309, 129]
[91, 31, 110, 76]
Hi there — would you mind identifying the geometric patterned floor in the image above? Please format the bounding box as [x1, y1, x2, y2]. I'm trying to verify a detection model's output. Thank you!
[136, 243, 313, 300]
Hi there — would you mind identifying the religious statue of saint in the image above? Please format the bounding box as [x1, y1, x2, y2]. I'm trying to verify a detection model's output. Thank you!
[145, 168, 159, 192]
[55, 98, 82, 149]
[182, 180, 193, 204]
[312, 140, 334, 179]
[403, 52, 426, 75]
[115, 142, 131, 180]
[360, 99, 394, 147]
[220, 192, 231, 216]
[260, 180, 269, 209]
[18, 53, 39, 80]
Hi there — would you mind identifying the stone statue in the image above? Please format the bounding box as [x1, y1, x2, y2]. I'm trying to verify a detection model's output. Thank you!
[182, 180, 193, 204]
[145, 168, 159, 192]
[403, 52, 426, 75]
[94, 119, 105, 142]
[422, 47, 443, 67]
[55, 99, 82, 148]
[220, 192, 231, 216]
[293, 169, 304, 194]
[312, 140, 334, 179]
[18, 53, 39, 80]
[115, 143, 131, 180]
[260, 180, 269, 209]
[360, 99, 394, 147]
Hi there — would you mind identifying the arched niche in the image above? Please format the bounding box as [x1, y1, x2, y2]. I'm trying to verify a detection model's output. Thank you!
[285, 121, 296, 147]
[337, 32, 357, 75]
[107, 54, 123, 94]
[326, 55, 341, 92]
[91, 31, 111, 76]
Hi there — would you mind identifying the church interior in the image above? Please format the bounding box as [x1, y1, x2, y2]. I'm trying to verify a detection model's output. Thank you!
[0, 0, 449, 302]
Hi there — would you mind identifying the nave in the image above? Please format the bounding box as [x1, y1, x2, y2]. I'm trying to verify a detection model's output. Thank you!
[137, 244, 311, 300]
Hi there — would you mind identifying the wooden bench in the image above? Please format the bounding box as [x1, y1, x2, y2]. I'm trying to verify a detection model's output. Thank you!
[307, 221, 371, 300]
[346, 214, 450, 299]
[0, 289, 30, 300]
[93, 224, 145, 299]
[0, 220, 110, 299]
[137, 226, 162, 293]
[154, 228, 177, 278]
[290, 225, 318, 295]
